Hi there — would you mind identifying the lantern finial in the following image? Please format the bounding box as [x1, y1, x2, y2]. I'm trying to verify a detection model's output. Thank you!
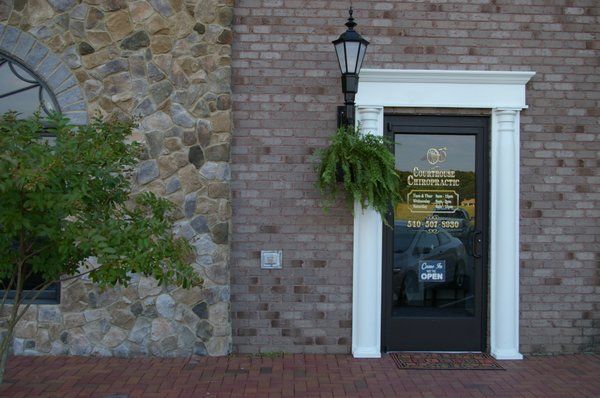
[346, 7, 356, 30]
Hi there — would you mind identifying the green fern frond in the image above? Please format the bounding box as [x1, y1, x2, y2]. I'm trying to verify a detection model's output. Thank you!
[314, 125, 402, 226]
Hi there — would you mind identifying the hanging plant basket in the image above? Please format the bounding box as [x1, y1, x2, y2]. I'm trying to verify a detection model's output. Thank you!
[314, 124, 402, 224]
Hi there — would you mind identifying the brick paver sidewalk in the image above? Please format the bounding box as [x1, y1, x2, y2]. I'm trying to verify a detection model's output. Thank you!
[1, 353, 599, 397]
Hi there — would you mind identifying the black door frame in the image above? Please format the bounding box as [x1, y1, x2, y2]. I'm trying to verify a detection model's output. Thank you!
[382, 114, 490, 353]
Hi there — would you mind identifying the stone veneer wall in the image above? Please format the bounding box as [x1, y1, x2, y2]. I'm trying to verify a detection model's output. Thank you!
[0, 0, 233, 357]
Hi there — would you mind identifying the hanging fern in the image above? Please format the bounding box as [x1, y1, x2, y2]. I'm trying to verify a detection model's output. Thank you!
[314, 125, 402, 225]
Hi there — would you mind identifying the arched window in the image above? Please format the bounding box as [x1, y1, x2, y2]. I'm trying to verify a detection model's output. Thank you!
[1, 26, 89, 304]
[0, 51, 60, 117]
[0, 52, 62, 303]
[0, 23, 88, 125]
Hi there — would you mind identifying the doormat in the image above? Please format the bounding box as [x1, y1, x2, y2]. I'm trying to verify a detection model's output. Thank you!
[390, 352, 504, 370]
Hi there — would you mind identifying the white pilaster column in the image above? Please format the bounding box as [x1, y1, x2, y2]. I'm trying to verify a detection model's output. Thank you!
[490, 108, 523, 360]
[352, 106, 384, 358]
[356, 107, 382, 133]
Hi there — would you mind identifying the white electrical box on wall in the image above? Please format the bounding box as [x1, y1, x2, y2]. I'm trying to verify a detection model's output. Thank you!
[261, 250, 282, 269]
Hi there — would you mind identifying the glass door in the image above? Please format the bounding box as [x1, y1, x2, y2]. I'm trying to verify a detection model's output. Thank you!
[382, 115, 489, 352]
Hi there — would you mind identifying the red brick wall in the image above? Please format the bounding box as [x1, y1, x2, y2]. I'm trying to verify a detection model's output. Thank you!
[231, 0, 599, 354]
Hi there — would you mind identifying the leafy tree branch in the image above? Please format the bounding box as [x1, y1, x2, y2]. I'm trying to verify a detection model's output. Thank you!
[0, 113, 201, 384]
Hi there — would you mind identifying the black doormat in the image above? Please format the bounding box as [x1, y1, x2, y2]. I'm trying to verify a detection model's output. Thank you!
[390, 352, 504, 370]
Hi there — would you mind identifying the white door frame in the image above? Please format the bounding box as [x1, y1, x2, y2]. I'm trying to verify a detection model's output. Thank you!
[351, 69, 535, 360]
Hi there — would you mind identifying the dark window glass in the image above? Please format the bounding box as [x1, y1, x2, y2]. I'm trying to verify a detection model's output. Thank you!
[0, 52, 59, 117]
[0, 51, 60, 304]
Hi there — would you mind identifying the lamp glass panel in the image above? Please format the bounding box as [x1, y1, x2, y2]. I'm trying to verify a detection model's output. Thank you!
[356, 43, 367, 74]
[334, 43, 347, 74]
[344, 41, 360, 73]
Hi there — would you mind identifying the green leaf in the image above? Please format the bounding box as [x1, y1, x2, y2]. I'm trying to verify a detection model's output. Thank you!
[0, 112, 201, 290]
[314, 124, 402, 226]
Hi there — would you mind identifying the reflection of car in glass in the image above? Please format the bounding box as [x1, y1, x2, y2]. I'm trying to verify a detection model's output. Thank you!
[431, 207, 472, 239]
[393, 221, 468, 305]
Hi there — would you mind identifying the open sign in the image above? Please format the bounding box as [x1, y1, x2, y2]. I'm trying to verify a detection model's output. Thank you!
[419, 260, 446, 282]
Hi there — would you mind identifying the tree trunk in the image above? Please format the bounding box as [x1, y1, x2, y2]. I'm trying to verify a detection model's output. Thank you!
[0, 319, 15, 385]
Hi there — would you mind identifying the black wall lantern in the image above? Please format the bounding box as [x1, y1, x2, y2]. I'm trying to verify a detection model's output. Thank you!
[333, 7, 369, 127]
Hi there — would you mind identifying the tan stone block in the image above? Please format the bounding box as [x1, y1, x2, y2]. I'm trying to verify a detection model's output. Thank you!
[217, 199, 232, 219]
[190, 69, 208, 84]
[47, 34, 66, 53]
[158, 155, 178, 178]
[46, 323, 65, 341]
[18, 306, 37, 322]
[212, 323, 230, 338]
[173, 151, 189, 168]
[219, 55, 232, 67]
[171, 60, 190, 88]
[6, 12, 22, 30]
[36, 329, 52, 353]
[179, 164, 203, 193]
[144, 179, 165, 196]
[196, 198, 219, 215]
[128, 0, 155, 23]
[87, 102, 109, 119]
[208, 182, 229, 199]
[115, 98, 135, 114]
[216, 6, 233, 26]
[171, 0, 184, 12]
[98, 96, 118, 115]
[122, 285, 139, 303]
[212, 132, 232, 145]
[112, 92, 133, 103]
[102, 326, 128, 348]
[82, 48, 114, 69]
[87, 31, 113, 50]
[172, 11, 194, 39]
[73, 69, 90, 85]
[23, 0, 53, 27]
[194, 0, 217, 24]
[179, 57, 201, 75]
[138, 276, 162, 298]
[103, 72, 132, 95]
[63, 32, 75, 46]
[105, 10, 133, 41]
[206, 335, 231, 356]
[151, 318, 175, 341]
[216, 28, 232, 45]
[199, 55, 218, 74]
[166, 189, 184, 207]
[164, 137, 183, 152]
[171, 286, 203, 307]
[151, 35, 172, 54]
[63, 313, 87, 329]
[147, 13, 170, 35]
[86, 7, 104, 29]
[60, 280, 89, 312]
[14, 321, 37, 339]
[210, 111, 231, 133]
[204, 261, 228, 284]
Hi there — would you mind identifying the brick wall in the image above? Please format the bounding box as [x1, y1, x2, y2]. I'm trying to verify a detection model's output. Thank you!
[231, 0, 599, 354]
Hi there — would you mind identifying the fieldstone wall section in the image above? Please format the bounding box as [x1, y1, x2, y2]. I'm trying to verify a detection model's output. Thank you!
[1, 0, 233, 357]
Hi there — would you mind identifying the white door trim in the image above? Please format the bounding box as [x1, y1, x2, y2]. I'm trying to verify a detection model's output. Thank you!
[352, 69, 535, 360]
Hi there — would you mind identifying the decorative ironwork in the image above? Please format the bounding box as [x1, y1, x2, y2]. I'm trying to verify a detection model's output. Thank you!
[0, 52, 59, 117]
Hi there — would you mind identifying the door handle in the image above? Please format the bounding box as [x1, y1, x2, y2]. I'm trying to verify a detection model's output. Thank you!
[472, 231, 482, 259]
